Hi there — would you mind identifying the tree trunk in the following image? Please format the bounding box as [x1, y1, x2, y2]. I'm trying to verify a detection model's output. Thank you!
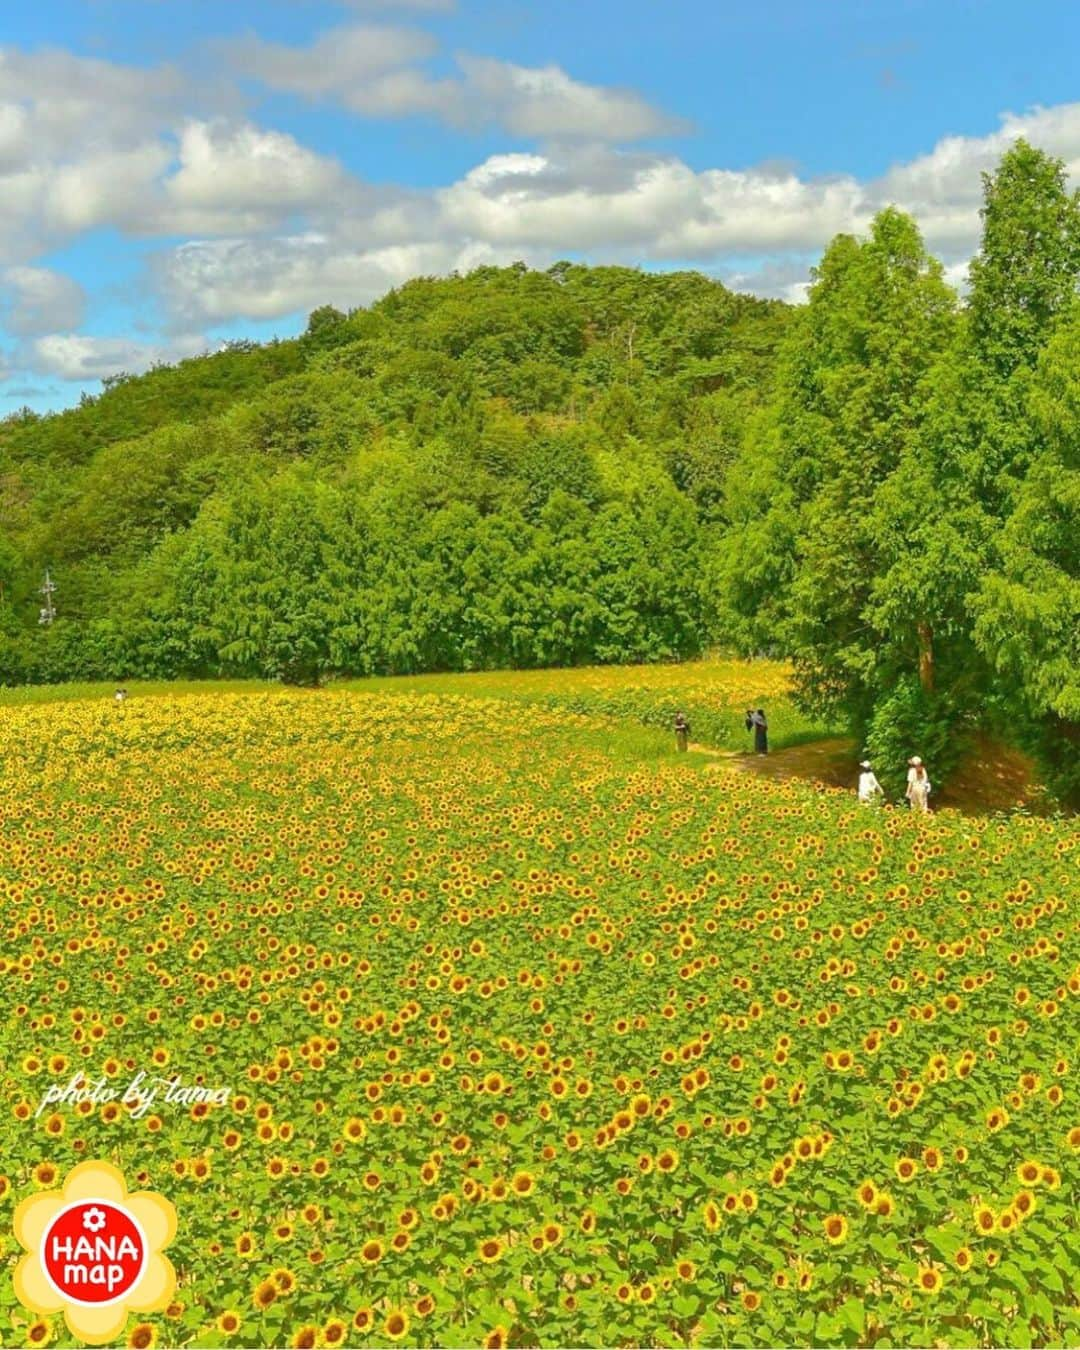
[917, 621, 934, 693]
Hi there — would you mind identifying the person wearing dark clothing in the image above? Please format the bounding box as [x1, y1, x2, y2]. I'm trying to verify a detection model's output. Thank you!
[674, 711, 690, 752]
[745, 708, 768, 755]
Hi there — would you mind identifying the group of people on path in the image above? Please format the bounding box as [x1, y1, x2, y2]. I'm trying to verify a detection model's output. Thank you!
[745, 708, 768, 755]
[859, 755, 932, 811]
[672, 704, 932, 811]
[672, 707, 768, 755]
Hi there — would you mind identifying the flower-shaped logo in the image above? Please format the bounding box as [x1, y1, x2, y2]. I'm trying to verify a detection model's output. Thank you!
[14, 1161, 176, 1346]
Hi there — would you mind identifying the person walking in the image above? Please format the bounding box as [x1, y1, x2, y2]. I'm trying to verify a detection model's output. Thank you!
[674, 711, 690, 753]
[858, 760, 883, 804]
[745, 708, 768, 755]
[906, 756, 931, 812]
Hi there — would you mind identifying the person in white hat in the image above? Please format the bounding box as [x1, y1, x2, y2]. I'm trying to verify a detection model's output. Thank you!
[905, 756, 931, 812]
[858, 760, 883, 804]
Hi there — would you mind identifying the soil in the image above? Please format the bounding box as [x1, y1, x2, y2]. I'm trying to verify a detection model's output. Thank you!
[691, 734, 1048, 817]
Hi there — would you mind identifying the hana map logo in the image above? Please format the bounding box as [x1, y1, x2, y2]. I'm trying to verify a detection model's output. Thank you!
[13, 1160, 177, 1345]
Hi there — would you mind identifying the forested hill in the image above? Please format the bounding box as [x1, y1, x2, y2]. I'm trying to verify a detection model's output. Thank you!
[1, 140, 1078, 803]
[0, 262, 790, 679]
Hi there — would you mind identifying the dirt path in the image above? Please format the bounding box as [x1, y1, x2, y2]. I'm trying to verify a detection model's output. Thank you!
[690, 734, 1047, 816]
[693, 737, 854, 785]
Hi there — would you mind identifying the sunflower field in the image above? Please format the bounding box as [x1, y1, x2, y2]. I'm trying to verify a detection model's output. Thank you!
[0, 671, 1077, 1349]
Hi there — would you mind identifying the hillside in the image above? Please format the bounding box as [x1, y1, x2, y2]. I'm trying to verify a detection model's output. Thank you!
[0, 262, 789, 683]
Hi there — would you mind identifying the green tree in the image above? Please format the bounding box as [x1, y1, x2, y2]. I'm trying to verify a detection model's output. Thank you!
[968, 139, 1080, 380]
[971, 304, 1080, 800]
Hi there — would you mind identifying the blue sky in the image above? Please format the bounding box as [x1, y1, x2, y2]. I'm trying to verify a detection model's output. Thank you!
[3, 0, 1080, 413]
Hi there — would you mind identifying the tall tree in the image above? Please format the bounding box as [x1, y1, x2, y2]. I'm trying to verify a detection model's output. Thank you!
[968, 139, 1080, 381]
[971, 303, 1080, 801]
[720, 209, 958, 747]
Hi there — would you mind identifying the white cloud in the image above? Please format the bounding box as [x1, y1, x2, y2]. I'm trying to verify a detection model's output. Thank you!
[228, 24, 438, 102]
[25, 333, 208, 382]
[227, 26, 682, 139]
[454, 56, 687, 140]
[436, 148, 866, 256]
[154, 232, 538, 325]
[44, 143, 174, 234]
[1, 266, 85, 335]
[156, 120, 356, 235]
[0, 45, 237, 260]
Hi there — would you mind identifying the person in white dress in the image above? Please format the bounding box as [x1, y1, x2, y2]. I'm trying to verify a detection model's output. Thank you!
[906, 756, 931, 812]
[858, 760, 883, 804]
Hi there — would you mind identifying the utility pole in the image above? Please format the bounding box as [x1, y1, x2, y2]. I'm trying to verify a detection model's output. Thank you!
[38, 569, 57, 626]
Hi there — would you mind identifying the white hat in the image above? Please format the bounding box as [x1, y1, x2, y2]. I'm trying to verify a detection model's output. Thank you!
[909, 756, 922, 766]
[860, 760, 871, 769]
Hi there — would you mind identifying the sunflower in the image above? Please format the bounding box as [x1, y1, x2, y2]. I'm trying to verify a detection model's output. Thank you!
[478, 1237, 503, 1263]
[915, 1266, 942, 1294]
[856, 1179, 878, 1210]
[216, 1311, 242, 1334]
[823, 1214, 848, 1244]
[253, 1281, 278, 1310]
[483, 1329, 509, 1349]
[383, 1309, 410, 1341]
[290, 1329, 319, 1350]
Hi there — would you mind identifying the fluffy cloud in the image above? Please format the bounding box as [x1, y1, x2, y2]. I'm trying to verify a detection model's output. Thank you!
[229, 25, 439, 106]
[436, 149, 866, 256]
[24, 333, 208, 382]
[1, 266, 85, 335]
[227, 26, 682, 138]
[0, 46, 196, 161]
[0, 46, 237, 260]
[156, 120, 358, 235]
[454, 57, 687, 140]
[154, 232, 543, 325]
